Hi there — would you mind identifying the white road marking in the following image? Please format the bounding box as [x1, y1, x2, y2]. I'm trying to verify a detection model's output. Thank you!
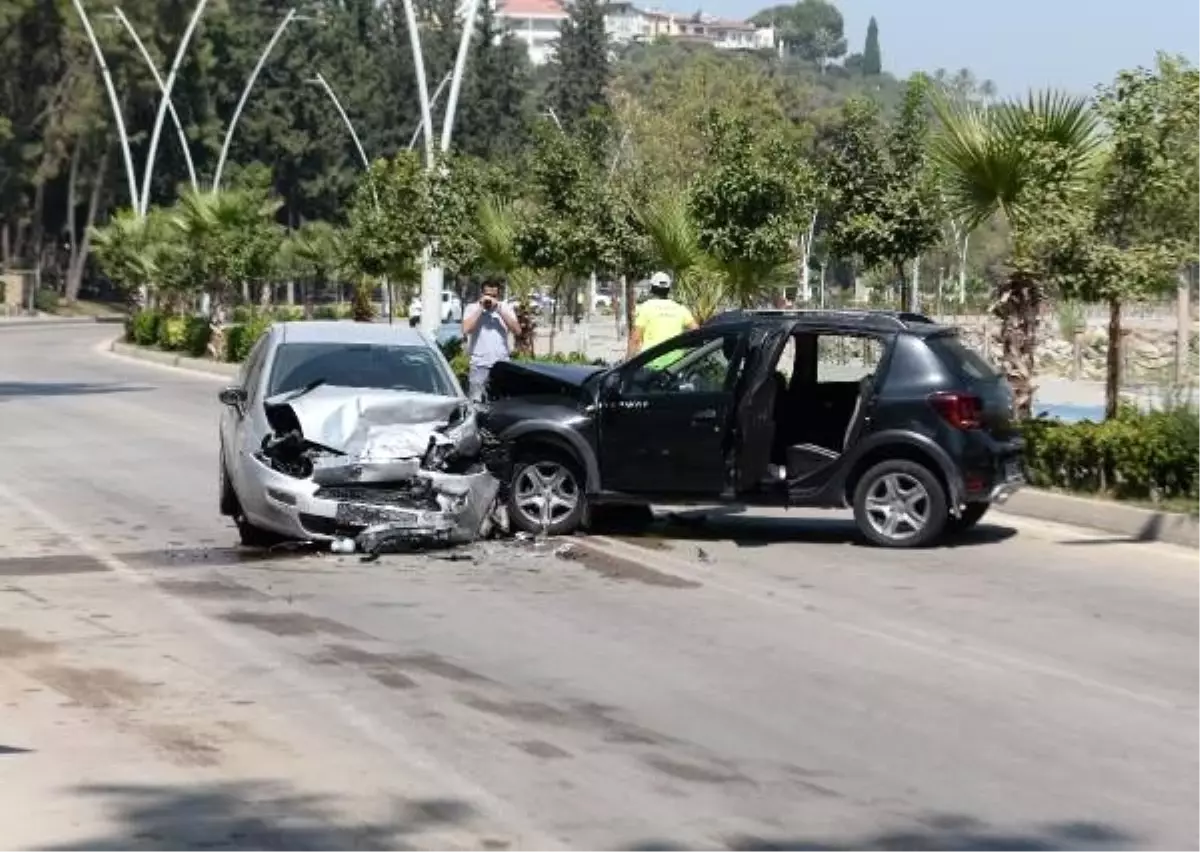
[0, 480, 563, 850]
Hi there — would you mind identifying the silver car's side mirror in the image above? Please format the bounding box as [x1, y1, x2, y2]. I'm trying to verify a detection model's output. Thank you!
[219, 386, 248, 408]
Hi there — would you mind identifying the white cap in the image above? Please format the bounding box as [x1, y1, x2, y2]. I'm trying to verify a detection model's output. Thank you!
[650, 271, 671, 289]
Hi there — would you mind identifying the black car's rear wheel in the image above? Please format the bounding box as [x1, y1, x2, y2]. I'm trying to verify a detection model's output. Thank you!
[508, 451, 586, 536]
[853, 459, 948, 548]
[947, 502, 989, 534]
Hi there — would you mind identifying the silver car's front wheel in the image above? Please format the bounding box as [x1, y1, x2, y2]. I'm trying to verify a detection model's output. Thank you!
[853, 460, 948, 548]
[508, 456, 585, 535]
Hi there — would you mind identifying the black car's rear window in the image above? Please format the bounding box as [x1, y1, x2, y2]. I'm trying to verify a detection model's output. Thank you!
[926, 334, 999, 381]
[268, 343, 455, 397]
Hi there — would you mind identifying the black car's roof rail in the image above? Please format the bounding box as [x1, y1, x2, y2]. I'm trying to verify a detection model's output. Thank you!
[705, 308, 938, 331]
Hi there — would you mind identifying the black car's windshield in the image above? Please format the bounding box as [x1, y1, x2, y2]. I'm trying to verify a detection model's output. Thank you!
[267, 343, 457, 398]
[927, 333, 999, 382]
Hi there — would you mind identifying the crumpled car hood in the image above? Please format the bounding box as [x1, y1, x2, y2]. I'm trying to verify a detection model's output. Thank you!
[259, 384, 500, 550]
[264, 385, 480, 463]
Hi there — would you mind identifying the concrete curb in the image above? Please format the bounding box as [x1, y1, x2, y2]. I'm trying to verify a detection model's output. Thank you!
[106, 339, 1198, 550]
[999, 489, 1198, 549]
[109, 340, 238, 378]
[0, 315, 125, 329]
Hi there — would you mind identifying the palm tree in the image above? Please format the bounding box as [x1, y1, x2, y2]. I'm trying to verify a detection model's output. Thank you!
[637, 193, 728, 323]
[171, 188, 282, 357]
[89, 209, 158, 308]
[281, 221, 344, 318]
[931, 90, 1102, 417]
[477, 194, 538, 354]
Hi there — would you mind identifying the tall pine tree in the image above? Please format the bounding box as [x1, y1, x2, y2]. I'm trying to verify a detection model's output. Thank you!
[551, 0, 609, 129]
[862, 16, 881, 76]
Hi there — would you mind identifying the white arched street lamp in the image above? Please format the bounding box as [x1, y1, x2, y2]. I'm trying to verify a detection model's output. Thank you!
[406, 72, 453, 152]
[212, 8, 318, 191]
[306, 73, 371, 173]
[103, 6, 202, 210]
[132, 0, 208, 213]
[70, 0, 138, 208]
[404, 0, 483, 334]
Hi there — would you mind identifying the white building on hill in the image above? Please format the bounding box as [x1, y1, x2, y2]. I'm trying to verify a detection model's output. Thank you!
[492, 0, 775, 65]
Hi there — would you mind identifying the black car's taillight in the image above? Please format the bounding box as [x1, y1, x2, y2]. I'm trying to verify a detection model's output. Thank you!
[929, 391, 983, 430]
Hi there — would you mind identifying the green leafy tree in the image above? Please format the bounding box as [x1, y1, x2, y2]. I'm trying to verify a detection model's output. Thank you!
[551, 0, 610, 130]
[862, 16, 881, 75]
[750, 0, 846, 66]
[689, 111, 813, 308]
[822, 75, 943, 311]
[1053, 54, 1200, 417]
[345, 151, 439, 321]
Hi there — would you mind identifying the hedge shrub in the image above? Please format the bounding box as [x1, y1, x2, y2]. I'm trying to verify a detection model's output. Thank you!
[224, 313, 274, 362]
[157, 316, 188, 351]
[127, 310, 161, 346]
[1021, 405, 1199, 502]
[183, 317, 211, 357]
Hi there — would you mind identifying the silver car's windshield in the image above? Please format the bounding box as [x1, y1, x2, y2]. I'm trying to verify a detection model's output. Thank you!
[267, 343, 457, 397]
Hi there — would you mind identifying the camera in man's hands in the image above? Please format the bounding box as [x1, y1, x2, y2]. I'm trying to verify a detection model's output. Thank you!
[481, 295, 496, 311]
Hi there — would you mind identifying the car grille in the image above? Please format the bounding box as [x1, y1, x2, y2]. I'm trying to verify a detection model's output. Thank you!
[297, 513, 365, 539]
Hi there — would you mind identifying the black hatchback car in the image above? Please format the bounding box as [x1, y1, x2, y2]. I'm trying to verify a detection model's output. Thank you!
[479, 309, 1025, 548]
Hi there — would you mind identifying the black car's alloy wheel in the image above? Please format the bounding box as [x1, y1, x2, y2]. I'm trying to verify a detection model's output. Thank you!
[853, 459, 948, 548]
[508, 454, 585, 536]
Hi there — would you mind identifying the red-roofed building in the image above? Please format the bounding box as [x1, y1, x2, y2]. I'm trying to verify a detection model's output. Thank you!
[493, 0, 568, 65]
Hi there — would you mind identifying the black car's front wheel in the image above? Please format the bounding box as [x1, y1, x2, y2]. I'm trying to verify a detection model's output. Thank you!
[853, 459, 948, 548]
[507, 451, 586, 536]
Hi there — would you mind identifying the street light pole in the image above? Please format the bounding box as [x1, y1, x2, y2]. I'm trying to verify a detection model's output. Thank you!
[406, 72, 453, 152]
[307, 73, 371, 172]
[439, 0, 480, 154]
[306, 72, 393, 322]
[70, 0, 138, 209]
[212, 8, 306, 191]
[135, 0, 209, 215]
[106, 7, 200, 208]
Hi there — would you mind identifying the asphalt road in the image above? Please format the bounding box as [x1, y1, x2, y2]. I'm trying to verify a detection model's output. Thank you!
[0, 324, 1196, 851]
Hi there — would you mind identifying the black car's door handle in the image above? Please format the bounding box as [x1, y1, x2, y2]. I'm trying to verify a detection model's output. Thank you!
[692, 408, 717, 423]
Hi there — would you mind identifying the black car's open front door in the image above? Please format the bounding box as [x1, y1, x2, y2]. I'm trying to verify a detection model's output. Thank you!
[596, 329, 748, 496]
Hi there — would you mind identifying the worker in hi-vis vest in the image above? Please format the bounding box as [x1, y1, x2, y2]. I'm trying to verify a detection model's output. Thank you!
[627, 271, 697, 360]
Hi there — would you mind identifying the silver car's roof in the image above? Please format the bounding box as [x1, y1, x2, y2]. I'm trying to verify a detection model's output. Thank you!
[275, 321, 431, 346]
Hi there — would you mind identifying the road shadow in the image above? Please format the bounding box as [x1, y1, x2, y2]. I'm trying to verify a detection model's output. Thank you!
[36, 782, 477, 851]
[627, 814, 1134, 851]
[610, 511, 1017, 550]
[0, 381, 154, 401]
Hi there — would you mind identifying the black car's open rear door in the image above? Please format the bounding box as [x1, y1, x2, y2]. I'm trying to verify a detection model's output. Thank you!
[732, 324, 792, 494]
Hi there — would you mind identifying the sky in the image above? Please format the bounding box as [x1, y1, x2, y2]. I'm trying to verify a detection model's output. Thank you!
[705, 0, 1200, 97]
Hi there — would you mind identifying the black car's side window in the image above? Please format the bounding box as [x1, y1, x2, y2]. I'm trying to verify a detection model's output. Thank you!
[816, 334, 884, 384]
[624, 333, 743, 395]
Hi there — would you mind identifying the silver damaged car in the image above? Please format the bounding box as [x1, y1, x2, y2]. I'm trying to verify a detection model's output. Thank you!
[217, 321, 501, 552]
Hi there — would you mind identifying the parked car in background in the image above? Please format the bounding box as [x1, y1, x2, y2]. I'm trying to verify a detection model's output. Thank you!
[479, 309, 1025, 548]
[408, 291, 463, 323]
